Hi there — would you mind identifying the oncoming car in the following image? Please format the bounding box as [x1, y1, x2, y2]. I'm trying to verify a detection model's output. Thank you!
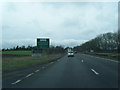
[68, 51, 74, 57]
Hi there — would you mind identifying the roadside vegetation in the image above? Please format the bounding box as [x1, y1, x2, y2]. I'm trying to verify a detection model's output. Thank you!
[2, 46, 66, 73]
[74, 32, 119, 61]
[2, 31, 119, 73]
[3, 54, 64, 73]
[2, 50, 32, 55]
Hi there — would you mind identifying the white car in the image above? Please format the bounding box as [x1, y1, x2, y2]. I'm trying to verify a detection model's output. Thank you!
[68, 51, 74, 57]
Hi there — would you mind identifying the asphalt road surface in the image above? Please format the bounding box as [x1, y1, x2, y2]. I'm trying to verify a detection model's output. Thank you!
[3, 53, 119, 88]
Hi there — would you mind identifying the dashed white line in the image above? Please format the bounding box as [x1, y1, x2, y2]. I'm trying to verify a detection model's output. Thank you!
[46, 64, 49, 66]
[50, 62, 54, 64]
[91, 69, 99, 75]
[35, 69, 40, 72]
[42, 67, 46, 69]
[11, 80, 21, 84]
[25, 73, 34, 78]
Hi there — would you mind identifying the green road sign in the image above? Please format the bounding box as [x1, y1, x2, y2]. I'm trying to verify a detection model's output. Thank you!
[37, 38, 49, 49]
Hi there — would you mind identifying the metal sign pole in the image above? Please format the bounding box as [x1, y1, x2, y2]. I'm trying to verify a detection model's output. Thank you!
[32, 38, 49, 57]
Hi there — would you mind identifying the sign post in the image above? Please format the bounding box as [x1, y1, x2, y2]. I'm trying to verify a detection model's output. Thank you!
[32, 38, 49, 57]
[37, 38, 49, 49]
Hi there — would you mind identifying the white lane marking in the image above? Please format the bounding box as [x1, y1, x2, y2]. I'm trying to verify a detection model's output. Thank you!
[35, 69, 40, 72]
[50, 62, 54, 64]
[81, 60, 83, 62]
[92, 56, 118, 63]
[48, 62, 54, 65]
[11, 80, 21, 84]
[82, 54, 118, 63]
[25, 73, 34, 78]
[42, 66, 46, 69]
[91, 69, 99, 75]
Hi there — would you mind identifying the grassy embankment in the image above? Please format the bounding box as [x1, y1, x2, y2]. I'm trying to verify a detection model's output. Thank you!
[2, 50, 31, 55]
[82, 52, 119, 61]
[2, 50, 64, 73]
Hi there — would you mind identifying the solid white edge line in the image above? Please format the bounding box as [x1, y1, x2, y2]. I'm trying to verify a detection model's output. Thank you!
[82, 54, 118, 63]
[93, 56, 118, 63]
[91, 69, 99, 75]
[11, 80, 21, 84]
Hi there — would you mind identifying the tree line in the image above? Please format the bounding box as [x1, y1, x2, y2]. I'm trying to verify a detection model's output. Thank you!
[74, 32, 119, 53]
[2, 45, 66, 54]
[2, 31, 119, 53]
[2, 45, 34, 51]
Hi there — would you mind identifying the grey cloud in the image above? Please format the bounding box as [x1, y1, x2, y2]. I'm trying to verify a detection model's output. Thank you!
[2, 2, 118, 49]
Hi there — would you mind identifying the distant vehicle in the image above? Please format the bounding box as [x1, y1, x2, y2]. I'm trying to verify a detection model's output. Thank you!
[68, 51, 74, 57]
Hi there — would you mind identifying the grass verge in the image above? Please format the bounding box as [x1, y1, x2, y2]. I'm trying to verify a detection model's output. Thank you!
[2, 50, 32, 55]
[2, 54, 64, 73]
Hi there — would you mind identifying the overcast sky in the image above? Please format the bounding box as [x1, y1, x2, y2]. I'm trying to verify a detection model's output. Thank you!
[2, 2, 118, 49]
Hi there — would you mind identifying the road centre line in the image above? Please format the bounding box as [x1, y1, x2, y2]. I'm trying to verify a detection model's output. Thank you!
[25, 73, 34, 78]
[11, 80, 21, 85]
[48, 62, 54, 65]
[91, 69, 99, 75]
[42, 66, 46, 69]
[35, 69, 40, 72]
[50, 62, 54, 64]
[11, 73, 34, 85]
